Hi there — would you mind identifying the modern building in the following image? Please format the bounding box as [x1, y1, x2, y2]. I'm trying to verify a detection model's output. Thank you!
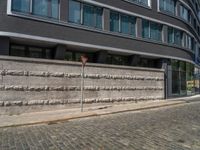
[0, 0, 200, 98]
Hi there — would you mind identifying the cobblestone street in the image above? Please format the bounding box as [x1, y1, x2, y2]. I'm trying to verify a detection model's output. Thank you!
[1, 102, 200, 150]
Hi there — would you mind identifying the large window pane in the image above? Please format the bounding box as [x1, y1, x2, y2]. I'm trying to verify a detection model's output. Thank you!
[142, 20, 162, 41]
[168, 27, 182, 46]
[12, 0, 30, 13]
[139, 0, 148, 6]
[121, 15, 129, 34]
[174, 29, 182, 46]
[29, 47, 43, 58]
[172, 70, 180, 94]
[51, 0, 59, 19]
[180, 5, 189, 21]
[83, 5, 95, 27]
[186, 63, 194, 95]
[33, 0, 48, 17]
[130, 17, 136, 36]
[168, 27, 174, 43]
[110, 12, 136, 36]
[150, 22, 162, 41]
[142, 20, 150, 38]
[159, 0, 175, 14]
[69, 0, 81, 24]
[110, 12, 120, 32]
[127, 0, 149, 7]
[10, 45, 26, 57]
[96, 8, 103, 29]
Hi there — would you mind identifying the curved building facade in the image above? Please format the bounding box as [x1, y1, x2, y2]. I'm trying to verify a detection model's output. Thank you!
[0, 0, 200, 97]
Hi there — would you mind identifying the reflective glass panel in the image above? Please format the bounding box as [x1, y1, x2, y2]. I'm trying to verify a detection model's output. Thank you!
[33, 0, 48, 17]
[69, 0, 81, 24]
[12, 0, 30, 13]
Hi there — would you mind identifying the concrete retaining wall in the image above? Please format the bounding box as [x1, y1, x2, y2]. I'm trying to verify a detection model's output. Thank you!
[0, 56, 165, 107]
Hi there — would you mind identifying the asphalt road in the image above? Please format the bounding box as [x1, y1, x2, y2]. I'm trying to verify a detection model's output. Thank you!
[1, 102, 200, 150]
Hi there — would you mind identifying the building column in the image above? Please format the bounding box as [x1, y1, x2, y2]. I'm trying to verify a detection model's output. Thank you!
[162, 25, 168, 43]
[156, 59, 170, 99]
[103, 8, 110, 31]
[152, 0, 158, 10]
[176, 1, 180, 16]
[96, 50, 108, 64]
[0, 37, 9, 55]
[54, 45, 66, 60]
[129, 55, 141, 66]
[167, 65, 172, 98]
[136, 18, 142, 38]
[60, 0, 68, 22]
[156, 58, 169, 69]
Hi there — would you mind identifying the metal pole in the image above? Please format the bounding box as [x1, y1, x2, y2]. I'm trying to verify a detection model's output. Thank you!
[81, 64, 84, 112]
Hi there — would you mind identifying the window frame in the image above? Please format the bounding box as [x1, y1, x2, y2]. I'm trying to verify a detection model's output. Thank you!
[110, 11, 136, 36]
[142, 19, 163, 42]
[123, 0, 152, 8]
[11, 0, 60, 19]
[158, 0, 176, 15]
[68, 0, 103, 29]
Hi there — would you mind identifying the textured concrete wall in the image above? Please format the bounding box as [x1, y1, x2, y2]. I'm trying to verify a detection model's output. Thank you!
[0, 56, 165, 107]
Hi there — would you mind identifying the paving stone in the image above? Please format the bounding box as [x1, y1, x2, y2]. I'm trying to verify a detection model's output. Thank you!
[1, 102, 200, 150]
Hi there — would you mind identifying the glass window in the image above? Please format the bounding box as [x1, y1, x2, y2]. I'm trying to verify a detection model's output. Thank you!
[168, 27, 182, 46]
[130, 17, 136, 36]
[106, 54, 128, 65]
[10, 45, 53, 59]
[51, 0, 59, 19]
[174, 28, 182, 46]
[10, 45, 26, 57]
[12, 0, 59, 19]
[186, 63, 194, 95]
[171, 60, 187, 96]
[110, 12, 136, 36]
[139, 0, 149, 6]
[121, 15, 130, 34]
[69, 1, 103, 28]
[12, 0, 30, 13]
[83, 4, 95, 27]
[65, 51, 73, 61]
[142, 20, 150, 39]
[32, 0, 49, 17]
[110, 12, 120, 32]
[168, 27, 174, 43]
[127, 0, 150, 7]
[45, 49, 52, 59]
[83, 4, 103, 28]
[29, 47, 43, 58]
[150, 22, 162, 41]
[69, 0, 81, 24]
[142, 20, 162, 41]
[159, 0, 175, 14]
[96, 7, 103, 29]
[180, 5, 190, 21]
[188, 36, 192, 50]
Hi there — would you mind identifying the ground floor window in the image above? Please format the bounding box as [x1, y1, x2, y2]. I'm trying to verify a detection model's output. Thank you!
[65, 51, 94, 63]
[106, 54, 128, 66]
[10, 44, 53, 59]
[171, 60, 194, 96]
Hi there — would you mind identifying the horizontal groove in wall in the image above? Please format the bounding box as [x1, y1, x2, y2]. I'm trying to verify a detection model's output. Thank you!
[0, 70, 164, 81]
[0, 85, 163, 92]
[0, 96, 164, 107]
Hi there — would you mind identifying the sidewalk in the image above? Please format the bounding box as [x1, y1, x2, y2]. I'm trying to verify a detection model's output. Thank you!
[0, 95, 200, 128]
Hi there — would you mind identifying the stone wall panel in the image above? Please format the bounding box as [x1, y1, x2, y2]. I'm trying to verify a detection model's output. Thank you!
[0, 57, 165, 107]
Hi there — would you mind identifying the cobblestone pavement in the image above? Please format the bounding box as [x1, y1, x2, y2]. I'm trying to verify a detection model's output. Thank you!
[1, 102, 200, 150]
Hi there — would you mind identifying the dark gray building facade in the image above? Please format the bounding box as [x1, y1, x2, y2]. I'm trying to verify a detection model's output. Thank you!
[0, 0, 200, 97]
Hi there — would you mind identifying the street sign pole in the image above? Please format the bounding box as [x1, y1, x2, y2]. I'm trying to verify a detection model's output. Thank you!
[81, 63, 84, 112]
[80, 55, 88, 112]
